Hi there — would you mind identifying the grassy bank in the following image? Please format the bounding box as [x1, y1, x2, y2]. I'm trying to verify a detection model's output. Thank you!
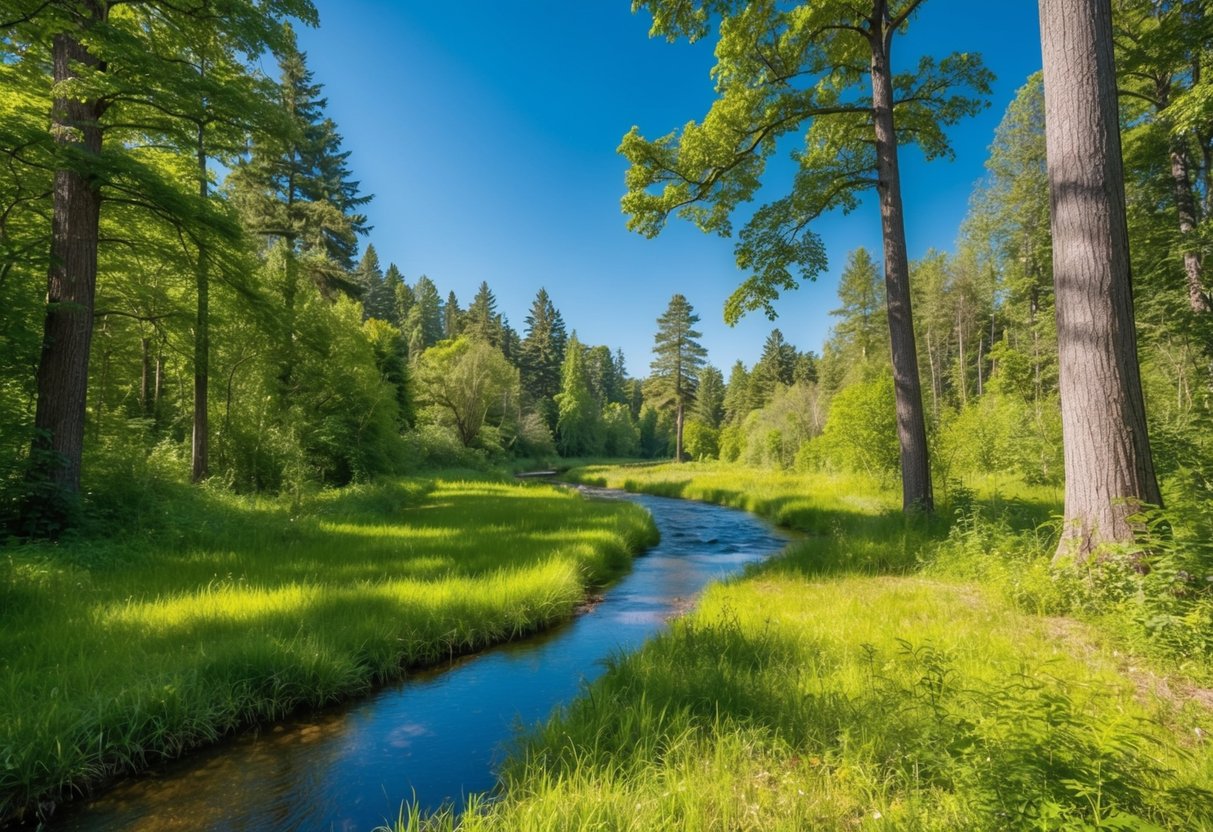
[0, 475, 656, 824]
[397, 463, 1212, 830]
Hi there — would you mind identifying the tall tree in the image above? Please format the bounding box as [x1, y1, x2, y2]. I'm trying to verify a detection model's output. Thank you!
[621, 0, 991, 511]
[464, 280, 501, 344]
[519, 288, 568, 428]
[752, 328, 798, 406]
[1039, 0, 1161, 558]
[443, 290, 463, 340]
[357, 244, 394, 321]
[831, 248, 887, 364]
[650, 294, 708, 461]
[404, 276, 443, 357]
[722, 360, 755, 425]
[555, 334, 602, 456]
[694, 365, 726, 428]
[10, 0, 315, 530]
[1114, 0, 1213, 313]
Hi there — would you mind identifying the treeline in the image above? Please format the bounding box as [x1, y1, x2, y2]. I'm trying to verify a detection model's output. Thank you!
[0, 4, 665, 536]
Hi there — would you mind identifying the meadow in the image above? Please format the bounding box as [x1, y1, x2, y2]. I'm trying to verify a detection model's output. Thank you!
[394, 463, 1213, 831]
[0, 475, 656, 824]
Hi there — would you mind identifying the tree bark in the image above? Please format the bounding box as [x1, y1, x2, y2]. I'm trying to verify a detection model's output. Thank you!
[674, 398, 684, 463]
[870, 16, 933, 512]
[22, 7, 106, 533]
[192, 116, 210, 484]
[1039, 0, 1161, 560]
[1167, 137, 1211, 313]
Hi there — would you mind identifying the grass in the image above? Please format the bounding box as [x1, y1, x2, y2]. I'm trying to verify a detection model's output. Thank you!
[390, 462, 1213, 831]
[0, 474, 657, 825]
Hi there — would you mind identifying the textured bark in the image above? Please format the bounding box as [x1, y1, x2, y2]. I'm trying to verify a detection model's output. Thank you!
[192, 119, 210, 484]
[1039, 0, 1161, 560]
[869, 16, 933, 513]
[674, 398, 684, 463]
[23, 7, 106, 531]
[1167, 138, 1211, 313]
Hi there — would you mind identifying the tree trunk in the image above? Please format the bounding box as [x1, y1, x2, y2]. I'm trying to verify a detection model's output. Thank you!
[1039, 0, 1161, 561]
[1167, 137, 1211, 313]
[192, 117, 209, 484]
[870, 20, 933, 512]
[674, 398, 684, 463]
[22, 10, 106, 533]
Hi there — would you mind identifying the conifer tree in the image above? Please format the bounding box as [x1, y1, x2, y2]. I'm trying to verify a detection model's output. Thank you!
[555, 335, 602, 456]
[752, 329, 797, 406]
[383, 263, 407, 327]
[404, 276, 443, 357]
[832, 248, 887, 364]
[520, 288, 568, 428]
[694, 365, 726, 428]
[444, 290, 463, 340]
[723, 361, 755, 425]
[650, 294, 708, 461]
[357, 245, 394, 321]
[465, 281, 501, 344]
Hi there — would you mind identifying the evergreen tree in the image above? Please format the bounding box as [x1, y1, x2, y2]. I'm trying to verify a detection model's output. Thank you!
[723, 361, 755, 425]
[650, 294, 708, 461]
[793, 351, 819, 385]
[464, 281, 501, 344]
[831, 248, 887, 364]
[752, 329, 797, 406]
[555, 335, 602, 456]
[519, 288, 568, 428]
[405, 276, 443, 358]
[443, 290, 463, 340]
[694, 365, 726, 428]
[357, 245, 394, 322]
[383, 263, 407, 328]
[585, 345, 621, 406]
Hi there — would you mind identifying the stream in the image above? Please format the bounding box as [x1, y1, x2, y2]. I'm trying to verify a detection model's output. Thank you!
[51, 488, 791, 832]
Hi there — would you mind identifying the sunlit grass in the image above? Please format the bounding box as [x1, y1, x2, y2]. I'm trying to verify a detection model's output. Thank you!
[391, 463, 1213, 831]
[0, 476, 657, 824]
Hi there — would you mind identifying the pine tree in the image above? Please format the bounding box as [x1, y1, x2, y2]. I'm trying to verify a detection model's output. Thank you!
[650, 294, 708, 461]
[694, 365, 726, 428]
[831, 248, 887, 364]
[357, 245, 394, 322]
[723, 361, 755, 425]
[444, 290, 463, 340]
[520, 288, 568, 428]
[464, 281, 501, 344]
[405, 276, 443, 358]
[752, 329, 797, 406]
[555, 335, 602, 456]
[383, 263, 407, 327]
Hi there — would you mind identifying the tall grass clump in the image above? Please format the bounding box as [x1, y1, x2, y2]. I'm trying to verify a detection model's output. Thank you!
[0, 475, 656, 825]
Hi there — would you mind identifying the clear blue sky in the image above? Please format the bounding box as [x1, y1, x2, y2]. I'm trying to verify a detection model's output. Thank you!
[294, 2, 1042, 375]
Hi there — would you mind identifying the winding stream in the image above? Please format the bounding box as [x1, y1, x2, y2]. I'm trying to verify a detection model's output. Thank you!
[52, 489, 790, 832]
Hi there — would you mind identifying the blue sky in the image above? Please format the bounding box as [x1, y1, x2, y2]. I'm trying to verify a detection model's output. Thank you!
[294, 2, 1042, 375]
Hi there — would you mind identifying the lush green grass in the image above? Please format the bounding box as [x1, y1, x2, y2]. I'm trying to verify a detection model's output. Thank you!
[395, 463, 1213, 831]
[0, 475, 657, 824]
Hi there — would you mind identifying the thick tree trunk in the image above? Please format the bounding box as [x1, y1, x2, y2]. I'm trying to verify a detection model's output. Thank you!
[192, 119, 209, 484]
[1039, 0, 1161, 560]
[22, 12, 106, 533]
[1167, 138, 1211, 313]
[870, 23, 933, 513]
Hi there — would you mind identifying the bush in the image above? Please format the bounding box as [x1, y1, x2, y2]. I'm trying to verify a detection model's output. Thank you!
[682, 419, 718, 461]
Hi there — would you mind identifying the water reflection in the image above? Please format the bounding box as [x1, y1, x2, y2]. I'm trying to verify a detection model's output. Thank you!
[53, 490, 790, 832]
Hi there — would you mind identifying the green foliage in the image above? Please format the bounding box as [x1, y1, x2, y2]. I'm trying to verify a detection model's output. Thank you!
[554, 337, 603, 457]
[621, 0, 991, 323]
[0, 476, 657, 823]
[937, 392, 1063, 486]
[416, 337, 520, 449]
[806, 374, 899, 481]
[601, 403, 640, 457]
[681, 418, 718, 461]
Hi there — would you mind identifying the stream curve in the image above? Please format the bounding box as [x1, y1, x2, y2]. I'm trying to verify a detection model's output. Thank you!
[51, 488, 790, 832]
